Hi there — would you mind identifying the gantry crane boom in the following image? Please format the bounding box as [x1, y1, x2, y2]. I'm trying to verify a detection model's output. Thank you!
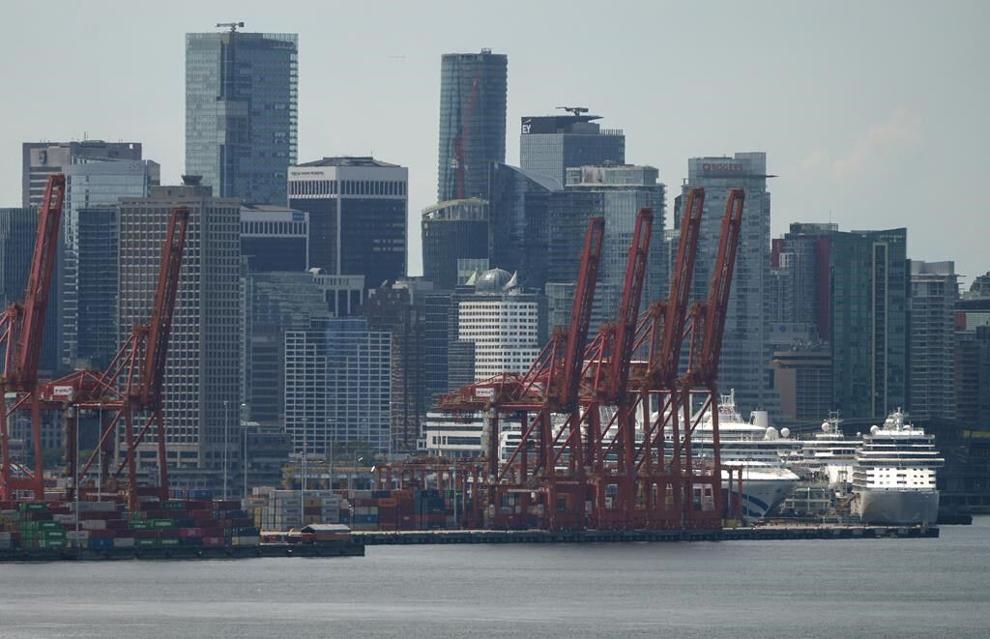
[688, 188, 744, 385]
[137, 207, 189, 408]
[11, 174, 65, 390]
[0, 174, 65, 501]
[603, 208, 653, 400]
[550, 216, 605, 412]
[651, 188, 704, 387]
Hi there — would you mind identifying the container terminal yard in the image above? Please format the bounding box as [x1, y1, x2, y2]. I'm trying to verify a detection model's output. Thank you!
[0, 177, 939, 562]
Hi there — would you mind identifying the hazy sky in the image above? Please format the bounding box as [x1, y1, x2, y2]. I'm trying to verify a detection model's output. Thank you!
[3, 1, 988, 284]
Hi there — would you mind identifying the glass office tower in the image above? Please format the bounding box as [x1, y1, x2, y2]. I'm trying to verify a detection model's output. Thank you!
[437, 49, 507, 202]
[186, 28, 298, 205]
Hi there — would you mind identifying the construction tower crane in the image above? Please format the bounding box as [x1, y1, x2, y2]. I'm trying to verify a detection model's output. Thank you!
[0, 174, 65, 501]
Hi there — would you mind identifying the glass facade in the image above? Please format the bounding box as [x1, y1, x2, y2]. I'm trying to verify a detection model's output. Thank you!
[62, 160, 158, 370]
[437, 50, 507, 201]
[829, 228, 907, 420]
[421, 198, 489, 290]
[520, 114, 625, 187]
[186, 31, 298, 205]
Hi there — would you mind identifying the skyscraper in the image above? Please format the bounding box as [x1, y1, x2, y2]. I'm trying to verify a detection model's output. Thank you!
[287, 157, 407, 290]
[186, 27, 298, 205]
[421, 198, 489, 290]
[829, 228, 908, 420]
[22, 141, 142, 208]
[437, 49, 507, 201]
[908, 260, 958, 421]
[520, 112, 625, 187]
[61, 159, 159, 369]
[487, 163, 556, 289]
[681, 153, 774, 419]
[118, 178, 241, 471]
[558, 165, 667, 304]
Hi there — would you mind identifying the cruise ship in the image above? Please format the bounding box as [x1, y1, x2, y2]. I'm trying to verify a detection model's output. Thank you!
[789, 414, 859, 487]
[678, 391, 803, 519]
[852, 410, 943, 525]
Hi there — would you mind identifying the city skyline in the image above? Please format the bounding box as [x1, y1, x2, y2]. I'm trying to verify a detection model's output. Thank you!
[1, 1, 986, 284]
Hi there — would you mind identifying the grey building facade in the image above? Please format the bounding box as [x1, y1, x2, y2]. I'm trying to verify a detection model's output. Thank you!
[909, 260, 958, 421]
[22, 140, 142, 208]
[119, 179, 242, 470]
[437, 49, 507, 201]
[520, 113, 625, 187]
[186, 29, 298, 205]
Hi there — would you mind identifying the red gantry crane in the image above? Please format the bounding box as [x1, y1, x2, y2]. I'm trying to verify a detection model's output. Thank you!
[0, 175, 66, 501]
[374, 188, 747, 533]
[40, 207, 190, 508]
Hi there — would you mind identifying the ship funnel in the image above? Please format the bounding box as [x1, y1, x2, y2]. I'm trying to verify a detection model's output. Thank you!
[751, 410, 769, 428]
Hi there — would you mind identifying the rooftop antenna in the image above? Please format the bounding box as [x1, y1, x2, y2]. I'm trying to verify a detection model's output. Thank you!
[216, 21, 244, 32]
[556, 106, 589, 117]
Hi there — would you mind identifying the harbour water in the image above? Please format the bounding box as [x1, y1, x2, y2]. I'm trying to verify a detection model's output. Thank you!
[1, 520, 988, 639]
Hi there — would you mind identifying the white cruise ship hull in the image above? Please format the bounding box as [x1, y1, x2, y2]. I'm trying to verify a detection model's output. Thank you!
[722, 470, 798, 519]
[856, 489, 939, 525]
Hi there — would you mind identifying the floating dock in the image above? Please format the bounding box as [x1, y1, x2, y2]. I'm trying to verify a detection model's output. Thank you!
[352, 524, 939, 545]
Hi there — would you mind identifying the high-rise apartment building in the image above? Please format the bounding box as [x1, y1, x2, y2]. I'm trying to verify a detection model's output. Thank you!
[520, 112, 625, 187]
[61, 159, 159, 369]
[680, 153, 774, 419]
[118, 178, 242, 470]
[22, 140, 142, 208]
[287, 157, 407, 290]
[830, 228, 908, 420]
[909, 261, 958, 421]
[186, 28, 298, 205]
[422, 198, 489, 290]
[437, 49, 507, 201]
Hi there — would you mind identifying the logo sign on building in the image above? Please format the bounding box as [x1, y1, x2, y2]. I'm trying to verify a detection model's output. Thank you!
[52, 386, 74, 401]
[701, 162, 746, 176]
[474, 387, 495, 399]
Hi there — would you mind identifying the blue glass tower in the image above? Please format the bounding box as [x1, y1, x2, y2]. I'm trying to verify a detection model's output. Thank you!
[186, 27, 298, 205]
